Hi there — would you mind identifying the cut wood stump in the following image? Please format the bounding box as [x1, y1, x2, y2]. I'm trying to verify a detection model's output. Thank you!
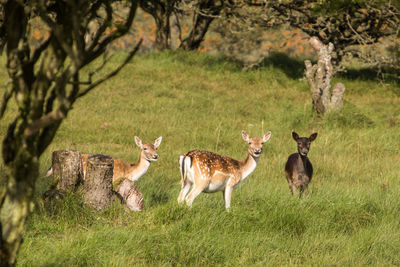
[113, 178, 144, 211]
[82, 154, 114, 210]
[47, 149, 83, 196]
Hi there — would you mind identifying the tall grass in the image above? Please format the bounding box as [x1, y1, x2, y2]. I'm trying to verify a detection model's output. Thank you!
[1, 51, 400, 266]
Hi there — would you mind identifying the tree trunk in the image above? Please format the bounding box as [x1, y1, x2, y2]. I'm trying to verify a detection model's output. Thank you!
[113, 178, 144, 211]
[179, 0, 223, 50]
[0, 149, 38, 266]
[179, 14, 213, 50]
[304, 37, 345, 114]
[82, 155, 113, 210]
[0, 1, 139, 264]
[139, 0, 177, 50]
[154, 14, 171, 50]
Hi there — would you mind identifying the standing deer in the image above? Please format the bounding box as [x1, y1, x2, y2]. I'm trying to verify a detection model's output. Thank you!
[45, 136, 162, 183]
[178, 130, 271, 209]
[284, 132, 317, 197]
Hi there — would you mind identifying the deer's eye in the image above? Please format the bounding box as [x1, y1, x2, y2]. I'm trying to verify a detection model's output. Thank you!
[143, 147, 147, 150]
[249, 142, 252, 145]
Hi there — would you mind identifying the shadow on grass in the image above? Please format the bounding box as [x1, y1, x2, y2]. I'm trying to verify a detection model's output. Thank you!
[311, 101, 375, 129]
[147, 50, 242, 72]
[339, 67, 400, 96]
[259, 52, 306, 79]
[148, 190, 170, 206]
[147, 50, 400, 95]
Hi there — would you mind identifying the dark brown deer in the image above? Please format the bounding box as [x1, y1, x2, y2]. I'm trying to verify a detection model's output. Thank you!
[285, 132, 318, 197]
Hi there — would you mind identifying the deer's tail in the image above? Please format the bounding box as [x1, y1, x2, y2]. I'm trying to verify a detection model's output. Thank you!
[178, 154, 192, 185]
[44, 167, 53, 177]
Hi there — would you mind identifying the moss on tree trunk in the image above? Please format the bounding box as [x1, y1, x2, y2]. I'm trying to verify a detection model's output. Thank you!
[0, 148, 38, 266]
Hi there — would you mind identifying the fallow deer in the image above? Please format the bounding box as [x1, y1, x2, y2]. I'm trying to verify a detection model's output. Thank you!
[284, 132, 317, 197]
[178, 130, 271, 210]
[45, 136, 162, 183]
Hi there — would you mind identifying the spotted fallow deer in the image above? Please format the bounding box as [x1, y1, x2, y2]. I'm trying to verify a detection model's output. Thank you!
[45, 136, 162, 183]
[177, 130, 271, 210]
[285, 132, 317, 197]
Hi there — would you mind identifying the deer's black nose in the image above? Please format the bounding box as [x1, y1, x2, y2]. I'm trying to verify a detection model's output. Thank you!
[254, 149, 262, 154]
[153, 154, 158, 159]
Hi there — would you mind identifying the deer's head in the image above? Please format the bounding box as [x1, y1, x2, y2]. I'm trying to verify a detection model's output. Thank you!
[135, 136, 162, 162]
[292, 132, 317, 156]
[242, 130, 272, 158]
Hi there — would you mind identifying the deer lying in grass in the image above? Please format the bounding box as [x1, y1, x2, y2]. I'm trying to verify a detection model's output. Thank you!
[45, 136, 162, 183]
[285, 132, 317, 197]
[178, 130, 271, 209]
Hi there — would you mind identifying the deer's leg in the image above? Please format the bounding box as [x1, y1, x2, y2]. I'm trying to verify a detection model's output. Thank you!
[224, 185, 233, 210]
[288, 180, 297, 196]
[185, 183, 206, 207]
[299, 186, 305, 198]
[287, 181, 294, 195]
[300, 184, 309, 198]
[178, 181, 191, 204]
[291, 184, 298, 197]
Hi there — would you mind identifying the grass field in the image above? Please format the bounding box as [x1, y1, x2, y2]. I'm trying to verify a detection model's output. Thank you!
[1, 51, 400, 266]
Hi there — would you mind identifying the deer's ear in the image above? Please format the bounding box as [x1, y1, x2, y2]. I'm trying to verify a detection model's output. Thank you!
[262, 131, 272, 143]
[292, 132, 299, 141]
[154, 136, 162, 148]
[134, 136, 143, 149]
[241, 130, 250, 143]
[309, 133, 318, 142]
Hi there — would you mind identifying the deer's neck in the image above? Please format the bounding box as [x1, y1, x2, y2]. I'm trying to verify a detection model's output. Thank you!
[299, 154, 308, 168]
[128, 152, 151, 181]
[299, 153, 309, 170]
[240, 153, 259, 181]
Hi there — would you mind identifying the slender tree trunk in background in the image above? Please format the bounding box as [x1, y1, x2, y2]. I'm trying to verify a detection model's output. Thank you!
[139, 0, 179, 50]
[304, 37, 345, 114]
[82, 155, 114, 211]
[180, 16, 212, 50]
[155, 15, 171, 50]
[180, 0, 223, 50]
[113, 178, 144, 211]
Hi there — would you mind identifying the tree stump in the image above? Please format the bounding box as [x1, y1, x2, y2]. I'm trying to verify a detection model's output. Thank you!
[50, 149, 82, 192]
[82, 155, 114, 210]
[113, 178, 144, 211]
[304, 37, 345, 114]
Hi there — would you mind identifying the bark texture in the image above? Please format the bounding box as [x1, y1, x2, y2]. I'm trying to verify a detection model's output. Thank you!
[51, 150, 82, 192]
[140, 0, 179, 50]
[0, 153, 37, 267]
[305, 37, 345, 114]
[82, 155, 114, 211]
[179, 0, 224, 50]
[113, 178, 144, 212]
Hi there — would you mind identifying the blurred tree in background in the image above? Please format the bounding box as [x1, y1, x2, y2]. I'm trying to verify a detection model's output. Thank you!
[265, 0, 400, 71]
[139, 0, 226, 50]
[139, 0, 179, 50]
[178, 0, 225, 50]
